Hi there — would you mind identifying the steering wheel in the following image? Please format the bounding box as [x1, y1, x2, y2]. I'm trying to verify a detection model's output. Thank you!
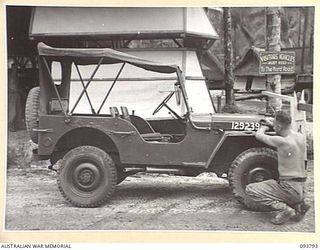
[152, 91, 175, 115]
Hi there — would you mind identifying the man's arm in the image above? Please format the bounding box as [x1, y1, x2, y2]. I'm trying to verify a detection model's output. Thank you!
[255, 125, 286, 148]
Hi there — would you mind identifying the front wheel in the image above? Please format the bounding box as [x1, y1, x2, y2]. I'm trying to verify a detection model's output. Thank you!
[57, 146, 117, 207]
[303, 88, 313, 104]
[228, 147, 278, 211]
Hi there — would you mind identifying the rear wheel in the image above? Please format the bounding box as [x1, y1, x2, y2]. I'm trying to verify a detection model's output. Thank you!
[57, 146, 117, 207]
[25, 86, 40, 143]
[228, 147, 278, 211]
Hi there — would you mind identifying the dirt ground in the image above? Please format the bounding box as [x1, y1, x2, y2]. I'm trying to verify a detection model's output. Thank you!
[5, 130, 315, 232]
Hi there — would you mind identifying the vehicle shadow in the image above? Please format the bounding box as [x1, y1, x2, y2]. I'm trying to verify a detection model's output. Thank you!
[113, 179, 232, 201]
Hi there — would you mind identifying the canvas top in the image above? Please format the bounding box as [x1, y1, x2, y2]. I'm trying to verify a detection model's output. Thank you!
[38, 42, 179, 74]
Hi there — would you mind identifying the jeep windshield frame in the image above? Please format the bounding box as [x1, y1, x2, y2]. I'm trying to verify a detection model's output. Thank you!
[37, 42, 189, 118]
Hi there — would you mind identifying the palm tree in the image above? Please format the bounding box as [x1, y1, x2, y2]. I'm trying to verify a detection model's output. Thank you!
[265, 7, 282, 112]
[223, 7, 238, 112]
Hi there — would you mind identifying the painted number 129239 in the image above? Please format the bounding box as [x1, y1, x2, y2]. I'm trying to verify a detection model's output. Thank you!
[231, 121, 260, 131]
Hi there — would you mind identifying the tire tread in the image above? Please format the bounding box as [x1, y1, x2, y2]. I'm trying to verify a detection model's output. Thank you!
[57, 146, 117, 208]
[25, 86, 40, 143]
[228, 147, 277, 211]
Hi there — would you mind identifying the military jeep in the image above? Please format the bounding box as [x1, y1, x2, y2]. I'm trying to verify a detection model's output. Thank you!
[26, 42, 282, 209]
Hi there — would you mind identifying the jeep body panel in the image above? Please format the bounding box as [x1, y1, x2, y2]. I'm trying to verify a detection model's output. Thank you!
[190, 113, 263, 130]
[37, 111, 265, 168]
[37, 114, 224, 166]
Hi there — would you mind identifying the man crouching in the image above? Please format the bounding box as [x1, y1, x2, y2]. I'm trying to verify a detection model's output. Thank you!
[246, 111, 310, 225]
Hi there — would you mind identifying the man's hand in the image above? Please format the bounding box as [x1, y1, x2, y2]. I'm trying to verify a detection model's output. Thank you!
[256, 117, 285, 148]
[259, 124, 270, 132]
[260, 118, 273, 130]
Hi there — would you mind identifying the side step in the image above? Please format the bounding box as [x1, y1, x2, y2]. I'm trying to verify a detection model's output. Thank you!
[182, 162, 206, 167]
[123, 165, 205, 176]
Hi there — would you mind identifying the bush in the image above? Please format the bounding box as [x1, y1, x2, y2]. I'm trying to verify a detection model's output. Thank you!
[7, 134, 34, 168]
[222, 104, 240, 113]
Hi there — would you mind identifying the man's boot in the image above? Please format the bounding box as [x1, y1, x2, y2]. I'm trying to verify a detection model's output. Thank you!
[270, 201, 295, 225]
[292, 201, 311, 222]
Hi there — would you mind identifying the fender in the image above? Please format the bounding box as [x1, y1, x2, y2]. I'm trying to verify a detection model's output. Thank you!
[205, 130, 263, 169]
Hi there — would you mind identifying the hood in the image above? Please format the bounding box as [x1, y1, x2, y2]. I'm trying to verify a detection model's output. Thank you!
[190, 113, 266, 131]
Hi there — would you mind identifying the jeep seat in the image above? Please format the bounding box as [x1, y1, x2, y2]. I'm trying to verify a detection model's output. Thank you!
[120, 106, 131, 122]
[110, 106, 171, 142]
[110, 106, 119, 117]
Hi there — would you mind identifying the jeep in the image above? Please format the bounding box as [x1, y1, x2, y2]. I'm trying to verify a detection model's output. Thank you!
[26, 42, 305, 209]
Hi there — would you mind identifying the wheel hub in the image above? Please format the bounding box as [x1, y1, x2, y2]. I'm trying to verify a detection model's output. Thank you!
[247, 167, 273, 184]
[78, 169, 95, 185]
[73, 162, 101, 190]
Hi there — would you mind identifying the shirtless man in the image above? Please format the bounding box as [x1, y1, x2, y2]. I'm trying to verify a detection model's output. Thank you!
[246, 111, 310, 225]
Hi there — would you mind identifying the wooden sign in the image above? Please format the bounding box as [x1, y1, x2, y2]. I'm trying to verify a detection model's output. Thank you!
[259, 51, 295, 74]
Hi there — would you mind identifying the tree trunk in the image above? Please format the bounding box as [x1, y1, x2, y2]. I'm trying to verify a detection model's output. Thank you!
[266, 7, 282, 112]
[301, 7, 309, 72]
[223, 7, 236, 108]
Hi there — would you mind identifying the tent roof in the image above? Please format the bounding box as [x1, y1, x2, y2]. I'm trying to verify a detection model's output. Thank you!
[38, 42, 179, 74]
[201, 50, 225, 81]
[234, 47, 264, 76]
[29, 7, 219, 40]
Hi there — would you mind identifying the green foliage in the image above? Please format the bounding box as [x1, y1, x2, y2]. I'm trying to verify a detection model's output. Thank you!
[208, 7, 314, 65]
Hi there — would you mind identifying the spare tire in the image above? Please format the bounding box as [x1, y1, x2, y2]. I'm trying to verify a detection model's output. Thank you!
[25, 86, 40, 143]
